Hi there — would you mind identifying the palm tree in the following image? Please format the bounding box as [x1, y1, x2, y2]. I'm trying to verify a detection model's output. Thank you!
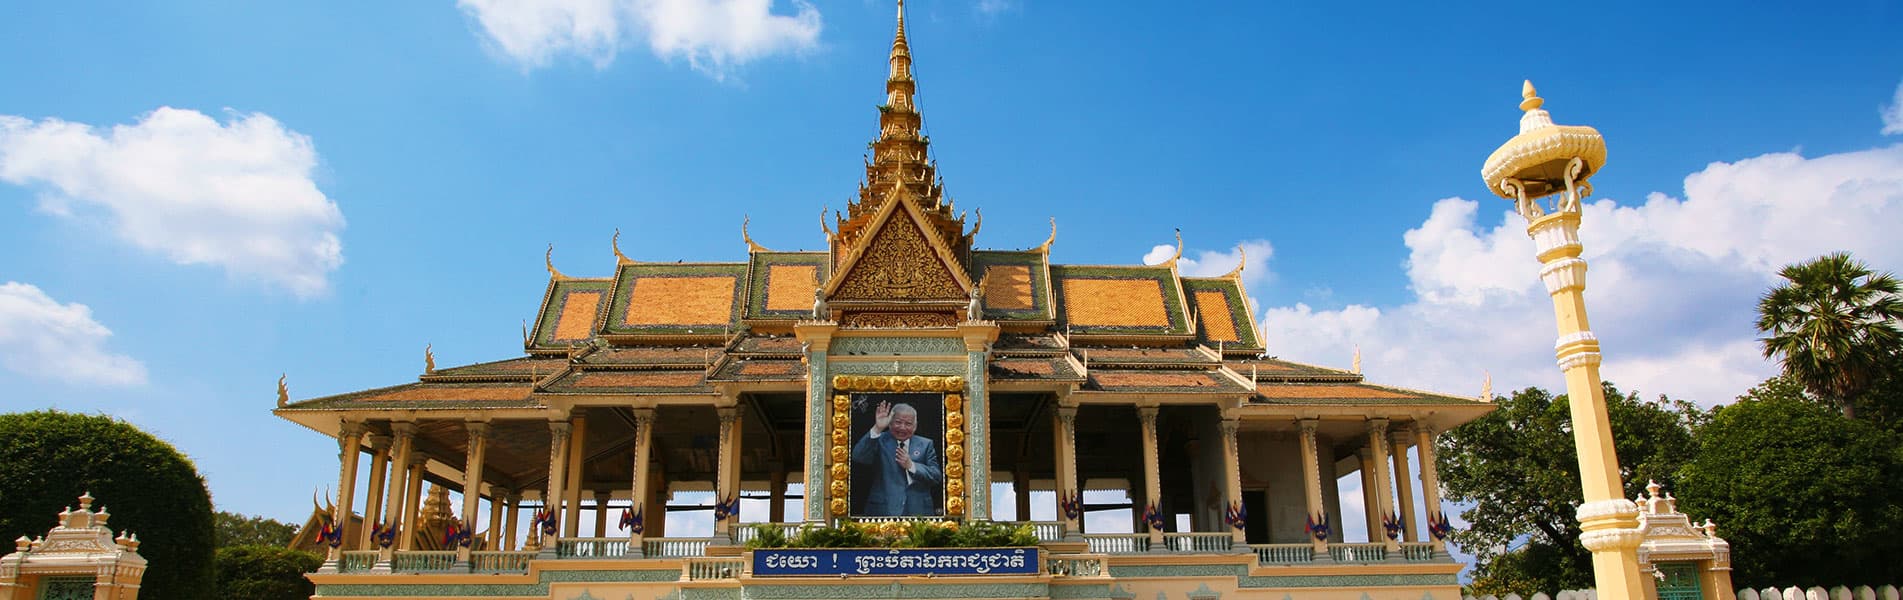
[1756, 252, 1903, 418]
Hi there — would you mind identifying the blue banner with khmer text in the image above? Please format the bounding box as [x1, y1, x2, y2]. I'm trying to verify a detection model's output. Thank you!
[751, 548, 1039, 576]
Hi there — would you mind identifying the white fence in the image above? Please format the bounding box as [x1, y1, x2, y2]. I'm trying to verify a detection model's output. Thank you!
[1466, 585, 1900, 600]
[1739, 586, 1901, 600]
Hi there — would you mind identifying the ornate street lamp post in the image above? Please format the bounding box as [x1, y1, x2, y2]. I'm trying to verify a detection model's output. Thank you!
[1482, 81, 1645, 600]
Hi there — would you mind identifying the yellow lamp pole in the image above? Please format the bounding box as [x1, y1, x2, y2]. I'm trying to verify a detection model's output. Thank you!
[1481, 81, 1646, 600]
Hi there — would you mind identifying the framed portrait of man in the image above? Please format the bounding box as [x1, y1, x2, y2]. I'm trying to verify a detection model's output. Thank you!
[848, 392, 946, 517]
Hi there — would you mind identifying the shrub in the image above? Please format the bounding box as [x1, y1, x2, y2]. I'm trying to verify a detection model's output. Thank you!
[0, 411, 215, 600]
[213, 545, 322, 600]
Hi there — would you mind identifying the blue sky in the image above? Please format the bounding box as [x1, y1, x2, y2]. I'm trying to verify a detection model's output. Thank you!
[3, 0, 1902, 547]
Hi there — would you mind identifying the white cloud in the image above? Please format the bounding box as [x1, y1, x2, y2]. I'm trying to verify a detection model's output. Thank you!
[1253, 143, 1903, 407]
[1883, 79, 1903, 136]
[0, 282, 146, 386]
[1144, 239, 1274, 292]
[0, 108, 344, 298]
[458, 0, 822, 77]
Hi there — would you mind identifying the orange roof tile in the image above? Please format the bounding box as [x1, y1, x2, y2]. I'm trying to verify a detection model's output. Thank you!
[359, 385, 533, 402]
[765, 265, 817, 311]
[570, 372, 707, 388]
[1062, 278, 1169, 327]
[1194, 290, 1238, 342]
[552, 291, 604, 342]
[738, 361, 801, 376]
[984, 265, 1035, 310]
[625, 277, 736, 326]
[1254, 385, 1412, 399]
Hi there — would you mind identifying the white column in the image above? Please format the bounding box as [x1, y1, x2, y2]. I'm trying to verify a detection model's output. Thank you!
[1366, 418, 1400, 554]
[1138, 406, 1163, 550]
[1298, 419, 1329, 557]
[541, 420, 572, 553]
[1415, 424, 1449, 554]
[326, 421, 365, 567]
[1390, 427, 1419, 543]
[359, 433, 391, 551]
[628, 409, 654, 555]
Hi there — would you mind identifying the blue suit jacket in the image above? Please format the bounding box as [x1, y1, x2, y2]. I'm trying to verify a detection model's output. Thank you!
[851, 431, 943, 516]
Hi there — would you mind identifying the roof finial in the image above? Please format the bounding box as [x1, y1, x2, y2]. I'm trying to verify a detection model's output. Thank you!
[1520, 80, 1543, 112]
[277, 374, 288, 408]
[1481, 370, 1493, 401]
[820, 205, 834, 240]
[546, 244, 570, 280]
[424, 344, 436, 374]
[1031, 217, 1057, 254]
[742, 216, 770, 253]
[1352, 345, 1362, 374]
[1220, 243, 1247, 280]
[612, 229, 634, 265]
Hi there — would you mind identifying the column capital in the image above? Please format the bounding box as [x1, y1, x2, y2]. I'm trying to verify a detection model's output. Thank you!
[1389, 427, 1413, 446]
[466, 422, 492, 439]
[367, 433, 392, 451]
[390, 421, 419, 438]
[1298, 417, 1319, 434]
[338, 419, 367, 439]
[593, 490, 613, 503]
[1219, 417, 1239, 438]
[717, 407, 740, 424]
[1366, 417, 1389, 435]
[409, 453, 431, 468]
[548, 420, 572, 438]
[631, 408, 656, 425]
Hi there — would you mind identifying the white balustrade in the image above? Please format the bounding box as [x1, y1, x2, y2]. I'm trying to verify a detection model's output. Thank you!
[468, 551, 535, 572]
[684, 557, 746, 580]
[1254, 544, 1315, 564]
[1083, 534, 1150, 554]
[1031, 522, 1065, 542]
[1046, 554, 1107, 577]
[339, 551, 379, 572]
[557, 537, 631, 558]
[1164, 532, 1233, 553]
[644, 537, 717, 558]
[1400, 542, 1436, 561]
[1329, 543, 1388, 562]
[390, 551, 458, 572]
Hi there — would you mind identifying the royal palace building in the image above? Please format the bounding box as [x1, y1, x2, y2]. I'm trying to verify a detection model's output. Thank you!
[275, 5, 1493, 599]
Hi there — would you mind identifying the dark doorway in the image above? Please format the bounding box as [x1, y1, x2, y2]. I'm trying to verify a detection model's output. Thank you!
[1243, 490, 1270, 544]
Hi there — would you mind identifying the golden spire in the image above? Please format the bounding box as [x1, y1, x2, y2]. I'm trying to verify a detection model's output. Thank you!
[424, 344, 436, 374]
[276, 374, 288, 408]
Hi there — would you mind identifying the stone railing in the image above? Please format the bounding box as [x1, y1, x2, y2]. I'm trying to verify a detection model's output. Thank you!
[1031, 521, 1065, 542]
[1739, 585, 1902, 600]
[1329, 543, 1387, 563]
[338, 551, 380, 573]
[684, 557, 746, 581]
[469, 551, 535, 572]
[644, 537, 717, 558]
[557, 537, 631, 558]
[1083, 534, 1150, 554]
[390, 551, 458, 572]
[1399, 542, 1436, 561]
[1164, 532, 1233, 553]
[1254, 544, 1315, 564]
[1046, 554, 1107, 577]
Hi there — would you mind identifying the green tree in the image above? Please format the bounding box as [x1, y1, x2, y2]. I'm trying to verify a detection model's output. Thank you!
[1756, 252, 1903, 419]
[0, 411, 216, 600]
[213, 545, 322, 600]
[214, 511, 301, 548]
[1436, 382, 1701, 595]
[1675, 377, 1903, 588]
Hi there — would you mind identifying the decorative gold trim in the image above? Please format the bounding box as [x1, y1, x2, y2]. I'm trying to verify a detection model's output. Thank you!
[827, 375, 969, 517]
[277, 374, 289, 408]
[424, 344, 436, 375]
